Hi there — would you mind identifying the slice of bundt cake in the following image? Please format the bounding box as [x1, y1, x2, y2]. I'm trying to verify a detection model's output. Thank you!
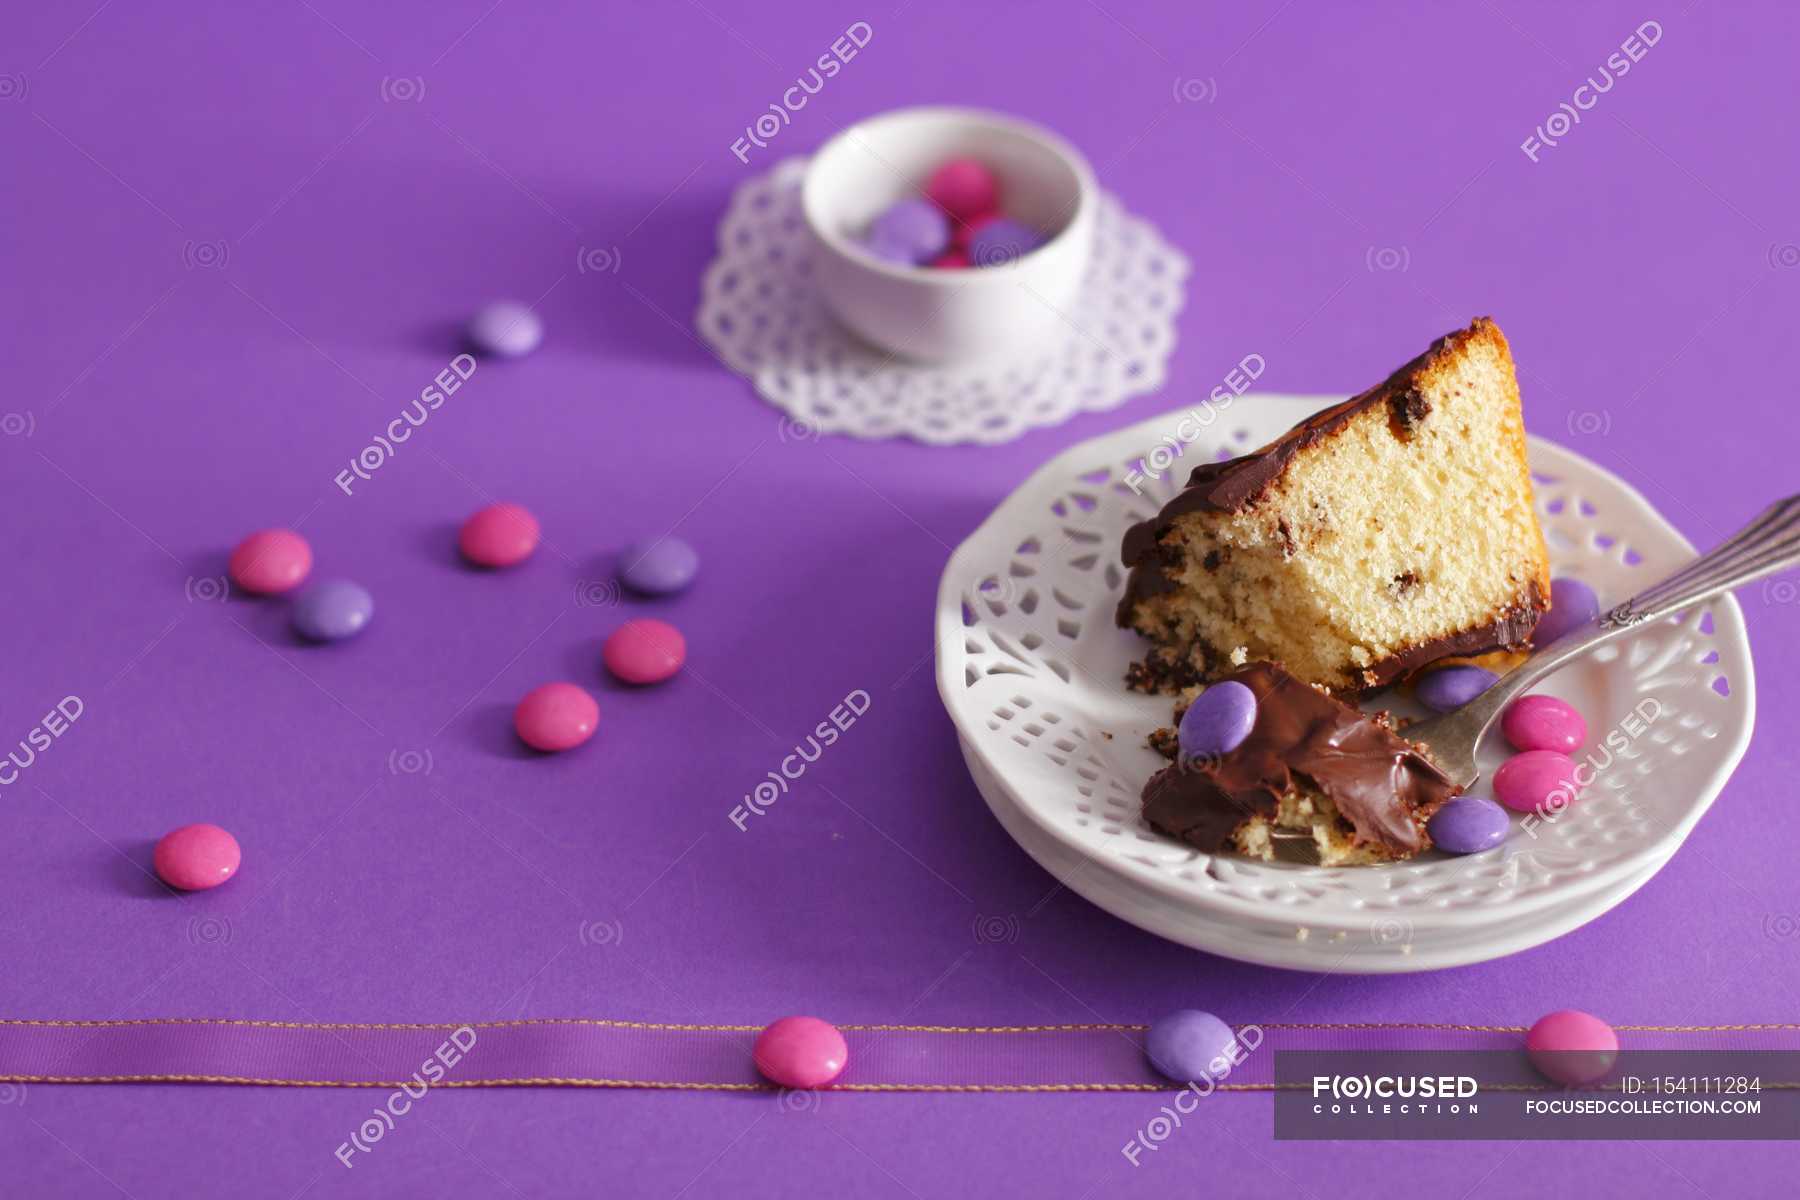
[1118, 318, 1549, 694]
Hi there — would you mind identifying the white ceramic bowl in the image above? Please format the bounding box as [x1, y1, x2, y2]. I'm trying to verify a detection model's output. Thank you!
[801, 107, 1097, 362]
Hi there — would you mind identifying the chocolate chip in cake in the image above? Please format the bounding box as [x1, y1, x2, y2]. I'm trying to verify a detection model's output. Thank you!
[1386, 386, 1432, 441]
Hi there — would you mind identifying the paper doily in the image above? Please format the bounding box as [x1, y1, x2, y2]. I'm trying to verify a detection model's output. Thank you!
[696, 158, 1190, 445]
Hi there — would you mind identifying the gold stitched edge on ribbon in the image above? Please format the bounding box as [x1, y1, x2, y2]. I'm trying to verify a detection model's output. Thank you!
[13, 1075, 1793, 1092]
[0, 1075, 1172, 1091]
[0, 1018, 1157, 1033]
[2, 1018, 1796, 1033]
[0, 1079, 1292, 1093]
[0, 1017, 759, 1032]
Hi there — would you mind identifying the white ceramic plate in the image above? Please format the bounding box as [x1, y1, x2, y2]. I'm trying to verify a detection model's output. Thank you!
[936, 396, 1755, 971]
[963, 740, 1675, 972]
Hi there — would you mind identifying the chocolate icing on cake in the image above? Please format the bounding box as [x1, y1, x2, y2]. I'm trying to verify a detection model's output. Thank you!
[1141, 662, 1459, 856]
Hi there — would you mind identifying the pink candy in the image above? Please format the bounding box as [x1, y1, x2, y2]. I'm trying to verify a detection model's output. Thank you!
[754, 1016, 848, 1089]
[459, 502, 540, 568]
[603, 619, 685, 685]
[229, 529, 313, 595]
[925, 158, 998, 225]
[513, 682, 599, 752]
[1492, 696, 1588, 821]
[1493, 750, 1581, 814]
[1503, 694, 1587, 754]
[153, 823, 241, 891]
[1526, 1009, 1618, 1086]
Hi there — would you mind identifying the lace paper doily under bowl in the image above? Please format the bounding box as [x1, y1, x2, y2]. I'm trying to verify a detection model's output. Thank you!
[935, 395, 1756, 973]
[696, 157, 1190, 445]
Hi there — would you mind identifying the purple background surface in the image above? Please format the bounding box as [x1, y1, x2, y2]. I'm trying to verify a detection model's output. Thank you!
[3, 1, 1796, 1195]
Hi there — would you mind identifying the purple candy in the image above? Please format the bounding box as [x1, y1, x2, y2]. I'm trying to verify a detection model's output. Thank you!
[466, 300, 543, 358]
[619, 537, 698, 595]
[1145, 1009, 1239, 1083]
[863, 234, 921, 266]
[967, 218, 1045, 268]
[291, 580, 374, 642]
[1427, 796, 1510, 855]
[865, 199, 948, 265]
[1415, 665, 1499, 713]
[1534, 577, 1599, 646]
[1178, 681, 1257, 761]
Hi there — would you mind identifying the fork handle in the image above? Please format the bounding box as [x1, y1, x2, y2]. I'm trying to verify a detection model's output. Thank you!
[1474, 493, 1800, 717]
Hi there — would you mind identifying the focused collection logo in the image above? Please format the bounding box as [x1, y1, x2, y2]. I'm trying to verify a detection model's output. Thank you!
[1310, 1073, 1481, 1116]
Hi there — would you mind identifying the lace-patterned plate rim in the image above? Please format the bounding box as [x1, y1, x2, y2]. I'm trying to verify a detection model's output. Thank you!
[963, 736, 1678, 973]
[939, 400, 1754, 931]
[937, 396, 1756, 927]
[935, 395, 1756, 938]
[694, 155, 1192, 446]
[964, 724, 1680, 944]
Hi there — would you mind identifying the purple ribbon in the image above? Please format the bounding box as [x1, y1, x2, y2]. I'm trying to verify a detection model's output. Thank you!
[2, 1020, 1796, 1090]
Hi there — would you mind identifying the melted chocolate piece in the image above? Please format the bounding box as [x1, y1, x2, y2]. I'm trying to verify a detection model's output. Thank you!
[1141, 662, 1459, 856]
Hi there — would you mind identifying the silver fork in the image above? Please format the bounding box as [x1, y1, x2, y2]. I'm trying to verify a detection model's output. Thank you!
[1409, 494, 1800, 788]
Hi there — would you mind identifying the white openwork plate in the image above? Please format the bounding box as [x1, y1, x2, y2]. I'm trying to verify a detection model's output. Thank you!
[936, 396, 1756, 969]
[963, 740, 1675, 973]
